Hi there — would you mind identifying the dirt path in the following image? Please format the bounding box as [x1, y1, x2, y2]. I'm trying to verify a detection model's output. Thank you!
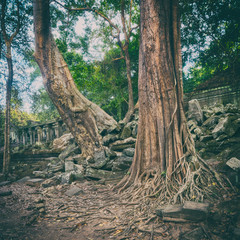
[0, 180, 239, 240]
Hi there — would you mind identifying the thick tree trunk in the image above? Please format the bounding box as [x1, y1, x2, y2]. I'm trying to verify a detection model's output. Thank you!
[33, 0, 117, 158]
[3, 46, 13, 175]
[120, 0, 188, 185]
[116, 0, 224, 203]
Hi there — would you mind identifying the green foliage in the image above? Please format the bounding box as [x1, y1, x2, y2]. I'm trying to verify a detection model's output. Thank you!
[181, 0, 240, 91]
[10, 108, 38, 127]
[31, 88, 59, 123]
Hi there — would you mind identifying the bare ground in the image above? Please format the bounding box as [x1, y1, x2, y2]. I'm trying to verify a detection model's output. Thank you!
[0, 180, 239, 240]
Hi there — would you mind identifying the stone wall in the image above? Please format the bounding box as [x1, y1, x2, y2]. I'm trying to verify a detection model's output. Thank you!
[185, 86, 240, 108]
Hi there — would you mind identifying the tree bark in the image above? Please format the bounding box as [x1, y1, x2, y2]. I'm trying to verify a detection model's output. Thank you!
[120, 0, 187, 185]
[2, 45, 13, 175]
[116, 0, 224, 204]
[33, 0, 117, 158]
[1, 0, 21, 176]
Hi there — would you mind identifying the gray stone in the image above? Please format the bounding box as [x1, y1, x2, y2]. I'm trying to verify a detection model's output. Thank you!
[72, 154, 84, 164]
[226, 157, 240, 171]
[202, 115, 220, 128]
[199, 135, 213, 142]
[0, 181, 11, 187]
[108, 125, 121, 134]
[180, 227, 206, 240]
[85, 168, 113, 180]
[212, 117, 229, 139]
[65, 158, 75, 172]
[61, 172, 74, 184]
[120, 122, 134, 139]
[105, 148, 117, 160]
[132, 124, 138, 138]
[123, 148, 135, 157]
[73, 164, 84, 174]
[112, 156, 133, 171]
[110, 137, 136, 151]
[58, 143, 80, 160]
[157, 205, 183, 222]
[59, 143, 80, 160]
[41, 177, 60, 188]
[65, 186, 84, 197]
[49, 164, 64, 173]
[26, 178, 44, 187]
[102, 134, 119, 146]
[33, 171, 48, 178]
[17, 176, 31, 183]
[156, 202, 209, 222]
[188, 99, 203, 124]
[91, 150, 108, 169]
[52, 133, 74, 151]
[212, 116, 240, 139]
[182, 201, 209, 221]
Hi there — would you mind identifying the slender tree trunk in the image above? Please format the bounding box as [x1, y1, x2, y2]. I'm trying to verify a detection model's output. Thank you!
[3, 45, 13, 175]
[122, 49, 135, 123]
[116, 0, 224, 204]
[33, 0, 117, 158]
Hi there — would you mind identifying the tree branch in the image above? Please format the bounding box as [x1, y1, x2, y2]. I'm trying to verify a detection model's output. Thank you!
[53, 0, 120, 35]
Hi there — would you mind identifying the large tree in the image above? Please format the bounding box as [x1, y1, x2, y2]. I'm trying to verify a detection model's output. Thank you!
[116, 0, 224, 203]
[53, 0, 139, 123]
[33, 0, 117, 158]
[1, 0, 21, 175]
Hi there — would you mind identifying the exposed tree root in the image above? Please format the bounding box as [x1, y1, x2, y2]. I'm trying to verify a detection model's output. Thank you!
[114, 152, 231, 212]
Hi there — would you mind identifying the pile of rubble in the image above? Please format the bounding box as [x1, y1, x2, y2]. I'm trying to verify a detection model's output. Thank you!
[187, 100, 240, 185]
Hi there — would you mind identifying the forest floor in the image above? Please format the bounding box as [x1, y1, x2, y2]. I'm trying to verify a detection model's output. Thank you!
[0, 179, 239, 240]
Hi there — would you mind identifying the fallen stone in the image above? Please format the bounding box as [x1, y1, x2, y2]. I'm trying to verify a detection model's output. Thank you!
[41, 177, 60, 188]
[26, 178, 44, 187]
[120, 122, 133, 139]
[110, 137, 136, 151]
[156, 201, 209, 222]
[59, 143, 80, 160]
[105, 148, 117, 160]
[212, 116, 240, 139]
[52, 133, 74, 151]
[0, 190, 12, 197]
[199, 135, 213, 142]
[182, 201, 209, 221]
[90, 150, 110, 169]
[85, 168, 114, 180]
[61, 172, 74, 184]
[202, 115, 220, 128]
[49, 164, 64, 173]
[102, 134, 119, 146]
[157, 205, 184, 222]
[33, 171, 48, 178]
[0, 181, 11, 187]
[112, 156, 133, 171]
[226, 157, 240, 171]
[17, 176, 31, 183]
[180, 227, 207, 240]
[65, 186, 84, 197]
[188, 99, 203, 124]
[123, 148, 135, 157]
[65, 158, 75, 172]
